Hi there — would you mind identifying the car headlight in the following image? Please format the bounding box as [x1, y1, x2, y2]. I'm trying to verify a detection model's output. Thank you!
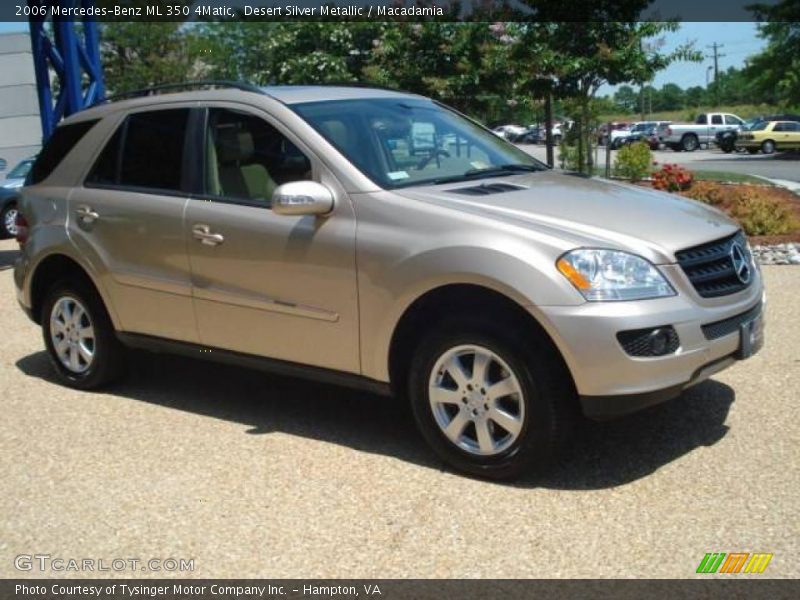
[557, 249, 676, 301]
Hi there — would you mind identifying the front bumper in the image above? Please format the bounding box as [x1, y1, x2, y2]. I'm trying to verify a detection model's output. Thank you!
[536, 264, 765, 419]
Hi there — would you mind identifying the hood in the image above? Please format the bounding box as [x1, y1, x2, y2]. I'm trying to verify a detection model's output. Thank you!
[1, 178, 24, 189]
[393, 171, 739, 264]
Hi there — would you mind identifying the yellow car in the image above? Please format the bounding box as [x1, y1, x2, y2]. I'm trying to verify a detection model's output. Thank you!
[735, 120, 800, 154]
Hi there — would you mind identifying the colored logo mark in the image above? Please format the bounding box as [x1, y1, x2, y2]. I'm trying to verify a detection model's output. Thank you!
[697, 552, 773, 574]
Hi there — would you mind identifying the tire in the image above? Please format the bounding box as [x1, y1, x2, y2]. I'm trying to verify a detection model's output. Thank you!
[408, 316, 576, 480]
[761, 140, 775, 155]
[681, 134, 699, 152]
[41, 280, 125, 390]
[0, 201, 18, 239]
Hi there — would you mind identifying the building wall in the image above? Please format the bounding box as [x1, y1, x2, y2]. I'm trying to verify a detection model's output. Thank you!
[0, 33, 41, 178]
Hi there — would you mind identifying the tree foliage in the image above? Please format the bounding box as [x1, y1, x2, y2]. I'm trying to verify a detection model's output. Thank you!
[746, 0, 800, 105]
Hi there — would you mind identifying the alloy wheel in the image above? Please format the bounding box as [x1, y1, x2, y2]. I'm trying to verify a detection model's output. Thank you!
[49, 296, 95, 374]
[428, 344, 525, 456]
[3, 207, 17, 236]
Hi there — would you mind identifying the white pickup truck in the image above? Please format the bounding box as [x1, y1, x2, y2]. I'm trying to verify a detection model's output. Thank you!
[661, 112, 745, 151]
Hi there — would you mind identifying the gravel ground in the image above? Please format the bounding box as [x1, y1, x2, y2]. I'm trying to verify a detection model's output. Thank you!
[0, 239, 797, 579]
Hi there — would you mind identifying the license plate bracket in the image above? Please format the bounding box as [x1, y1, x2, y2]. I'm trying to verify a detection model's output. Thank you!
[737, 312, 764, 360]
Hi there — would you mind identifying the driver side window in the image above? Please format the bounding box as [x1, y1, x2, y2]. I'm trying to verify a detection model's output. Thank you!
[204, 108, 312, 206]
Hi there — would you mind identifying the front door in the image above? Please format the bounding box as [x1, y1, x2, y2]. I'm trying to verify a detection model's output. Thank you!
[184, 105, 360, 373]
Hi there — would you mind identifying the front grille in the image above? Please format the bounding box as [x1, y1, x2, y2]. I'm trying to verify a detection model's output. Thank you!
[675, 231, 752, 298]
[617, 326, 680, 357]
[702, 302, 763, 341]
[449, 183, 526, 196]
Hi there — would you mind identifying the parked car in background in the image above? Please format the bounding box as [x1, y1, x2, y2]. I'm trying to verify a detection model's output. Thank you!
[492, 124, 527, 140]
[735, 120, 800, 154]
[0, 157, 35, 238]
[716, 114, 800, 153]
[2, 157, 34, 190]
[662, 113, 744, 152]
[597, 122, 631, 145]
[612, 121, 670, 150]
[511, 126, 543, 144]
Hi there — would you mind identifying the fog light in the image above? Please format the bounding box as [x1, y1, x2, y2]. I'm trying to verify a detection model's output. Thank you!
[617, 326, 679, 357]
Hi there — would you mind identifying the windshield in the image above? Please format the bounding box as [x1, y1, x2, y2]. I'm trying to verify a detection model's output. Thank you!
[6, 159, 33, 179]
[749, 121, 769, 131]
[292, 98, 546, 189]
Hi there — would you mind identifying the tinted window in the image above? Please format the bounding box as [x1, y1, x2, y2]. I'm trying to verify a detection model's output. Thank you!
[204, 108, 311, 205]
[711, 115, 723, 125]
[695, 114, 708, 125]
[86, 127, 123, 185]
[293, 98, 544, 189]
[29, 120, 98, 185]
[119, 109, 189, 191]
[7, 159, 34, 179]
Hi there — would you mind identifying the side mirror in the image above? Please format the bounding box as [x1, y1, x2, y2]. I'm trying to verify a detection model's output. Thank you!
[271, 181, 334, 216]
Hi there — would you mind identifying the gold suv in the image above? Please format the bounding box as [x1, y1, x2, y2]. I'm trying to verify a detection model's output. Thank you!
[14, 83, 765, 479]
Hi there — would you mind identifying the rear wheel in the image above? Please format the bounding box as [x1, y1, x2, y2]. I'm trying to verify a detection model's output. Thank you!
[408, 317, 575, 480]
[681, 134, 699, 152]
[761, 140, 776, 155]
[0, 202, 17, 239]
[41, 281, 125, 389]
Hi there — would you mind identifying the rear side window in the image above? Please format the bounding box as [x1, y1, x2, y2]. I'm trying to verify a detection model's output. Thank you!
[711, 115, 723, 125]
[29, 120, 98, 185]
[87, 109, 189, 193]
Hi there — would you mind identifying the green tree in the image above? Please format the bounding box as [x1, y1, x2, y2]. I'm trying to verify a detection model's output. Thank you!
[746, 0, 800, 106]
[654, 82, 685, 111]
[505, 21, 700, 173]
[613, 85, 639, 113]
[684, 85, 707, 107]
[196, 22, 385, 85]
[100, 22, 198, 94]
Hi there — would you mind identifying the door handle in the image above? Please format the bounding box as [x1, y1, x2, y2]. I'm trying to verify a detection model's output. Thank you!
[76, 205, 99, 223]
[192, 224, 224, 246]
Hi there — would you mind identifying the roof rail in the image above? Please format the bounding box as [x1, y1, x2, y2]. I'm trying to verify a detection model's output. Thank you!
[94, 80, 265, 106]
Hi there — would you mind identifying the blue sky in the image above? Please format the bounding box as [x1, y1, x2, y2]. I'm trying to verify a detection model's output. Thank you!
[0, 20, 767, 94]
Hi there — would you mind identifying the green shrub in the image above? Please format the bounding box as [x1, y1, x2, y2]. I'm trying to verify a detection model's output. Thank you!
[558, 143, 581, 172]
[613, 141, 652, 182]
[732, 195, 795, 236]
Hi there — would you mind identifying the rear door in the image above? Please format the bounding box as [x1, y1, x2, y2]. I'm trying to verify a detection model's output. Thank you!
[69, 106, 198, 342]
[774, 122, 800, 149]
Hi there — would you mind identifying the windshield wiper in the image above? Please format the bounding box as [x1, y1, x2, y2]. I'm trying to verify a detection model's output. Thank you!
[432, 163, 545, 185]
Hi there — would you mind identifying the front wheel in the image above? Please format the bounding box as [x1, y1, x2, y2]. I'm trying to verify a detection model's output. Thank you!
[41, 281, 126, 389]
[761, 140, 776, 155]
[408, 318, 575, 480]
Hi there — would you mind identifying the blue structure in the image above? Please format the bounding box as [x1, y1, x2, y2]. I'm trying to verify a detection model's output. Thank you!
[28, 1, 105, 140]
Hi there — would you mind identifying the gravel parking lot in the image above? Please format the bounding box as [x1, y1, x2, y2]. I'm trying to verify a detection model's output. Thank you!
[0, 238, 797, 579]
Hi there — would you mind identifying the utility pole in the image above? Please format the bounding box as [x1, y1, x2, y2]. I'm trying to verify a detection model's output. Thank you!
[706, 42, 726, 107]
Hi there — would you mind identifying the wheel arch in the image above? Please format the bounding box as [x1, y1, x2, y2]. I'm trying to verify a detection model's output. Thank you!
[386, 283, 573, 399]
[29, 253, 118, 328]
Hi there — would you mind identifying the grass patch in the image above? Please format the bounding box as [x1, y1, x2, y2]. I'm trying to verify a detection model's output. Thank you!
[691, 171, 771, 185]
